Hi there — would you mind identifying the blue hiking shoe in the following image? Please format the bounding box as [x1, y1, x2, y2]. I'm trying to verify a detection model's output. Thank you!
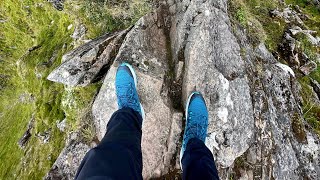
[115, 63, 144, 119]
[180, 92, 209, 169]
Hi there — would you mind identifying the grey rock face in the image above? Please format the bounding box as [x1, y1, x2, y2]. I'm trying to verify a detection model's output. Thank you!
[169, 0, 254, 169]
[71, 24, 86, 41]
[48, 0, 320, 179]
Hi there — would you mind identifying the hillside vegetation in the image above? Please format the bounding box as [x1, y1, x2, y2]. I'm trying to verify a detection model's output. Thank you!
[0, 0, 150, 179]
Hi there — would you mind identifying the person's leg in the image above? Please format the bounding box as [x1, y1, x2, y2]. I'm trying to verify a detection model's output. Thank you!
[75, 63, 144, 180]
[75, 108, 143, 180]
[180, 92, 220, 180]
[182, 138, 219, 180]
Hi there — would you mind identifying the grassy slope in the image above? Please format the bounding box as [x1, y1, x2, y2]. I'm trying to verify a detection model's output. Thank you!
[0, 0, 150, 179]
[0, 1, 73, 178]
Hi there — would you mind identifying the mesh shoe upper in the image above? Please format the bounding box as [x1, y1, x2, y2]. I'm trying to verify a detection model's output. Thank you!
[180, 92, 209, 166]
[115, 63, 142, 117]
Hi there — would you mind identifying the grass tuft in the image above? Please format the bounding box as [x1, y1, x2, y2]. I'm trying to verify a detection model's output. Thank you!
[235, 7, 247, 26]
[298, 77, 320, 135]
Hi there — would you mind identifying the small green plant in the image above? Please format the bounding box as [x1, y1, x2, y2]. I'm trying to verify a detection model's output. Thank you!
[81, 120, 96, 144]
[291, 112, 307, 143]
[230, 155, 247, 179]
[294, 33, 319, 62]
[236, 7, 247, 26]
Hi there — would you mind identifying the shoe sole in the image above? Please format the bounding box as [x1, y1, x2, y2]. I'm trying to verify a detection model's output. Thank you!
[121, 63, 145, 120]
[179, 91, 200, 170]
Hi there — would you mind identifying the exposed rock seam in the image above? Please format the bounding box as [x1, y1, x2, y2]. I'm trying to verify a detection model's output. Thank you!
[87, 28, 133, 84]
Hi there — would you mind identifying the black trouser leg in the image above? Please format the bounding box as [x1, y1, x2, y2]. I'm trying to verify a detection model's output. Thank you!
[182, 138, 220, 180]
[75, 108, 143, 180]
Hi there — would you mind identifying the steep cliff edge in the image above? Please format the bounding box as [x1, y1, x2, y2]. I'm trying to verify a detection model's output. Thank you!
[47, 0, 320, 179]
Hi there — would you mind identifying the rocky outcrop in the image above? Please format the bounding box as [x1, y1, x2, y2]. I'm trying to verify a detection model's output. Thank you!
[47, 0, 320, 179]
[270, 7, 304, 24]
[300, 61, 317, 75]
[45, 132, 91, 180]
[273, 6, 319, 76]
[47, 29, 130, 87]
[234, 23, 320, 179]
[56, 119, 67, 132]
[311, 79, 320, 99]
[48, 0, 64, 11]
[18, 117, 34, 149]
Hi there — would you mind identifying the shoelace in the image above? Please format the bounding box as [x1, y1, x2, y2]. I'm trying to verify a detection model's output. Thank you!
[183, 111, 207, 148]
[116, 83, 139, 109]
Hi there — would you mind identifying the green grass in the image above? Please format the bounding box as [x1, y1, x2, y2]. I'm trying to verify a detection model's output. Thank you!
[66, 0, 151, 38]
[62, 84, 102, 132]
[0, 0, 151, 179]
[0, 1, 74, 178]
[235, 7, 247, 26]
[229, 0, 286, 49]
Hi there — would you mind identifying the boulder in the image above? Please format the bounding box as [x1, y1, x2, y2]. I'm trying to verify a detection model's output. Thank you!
[269, 7, 304, 24]
[300, 61, 317, 75]
[48, 0, 64, 11]
[36, 129, 51, 144]
[71, 23, 86, 41]
[254, 43, 278, 64]
[57, 118, 67, 132]
[311, 78, 320, 100]
[316, 53, 320, 64]
[18, 118, 34, 149]
[279, 33, 300, 67]
[47, 29, 130, 87]
[289, 26, 317, 36]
